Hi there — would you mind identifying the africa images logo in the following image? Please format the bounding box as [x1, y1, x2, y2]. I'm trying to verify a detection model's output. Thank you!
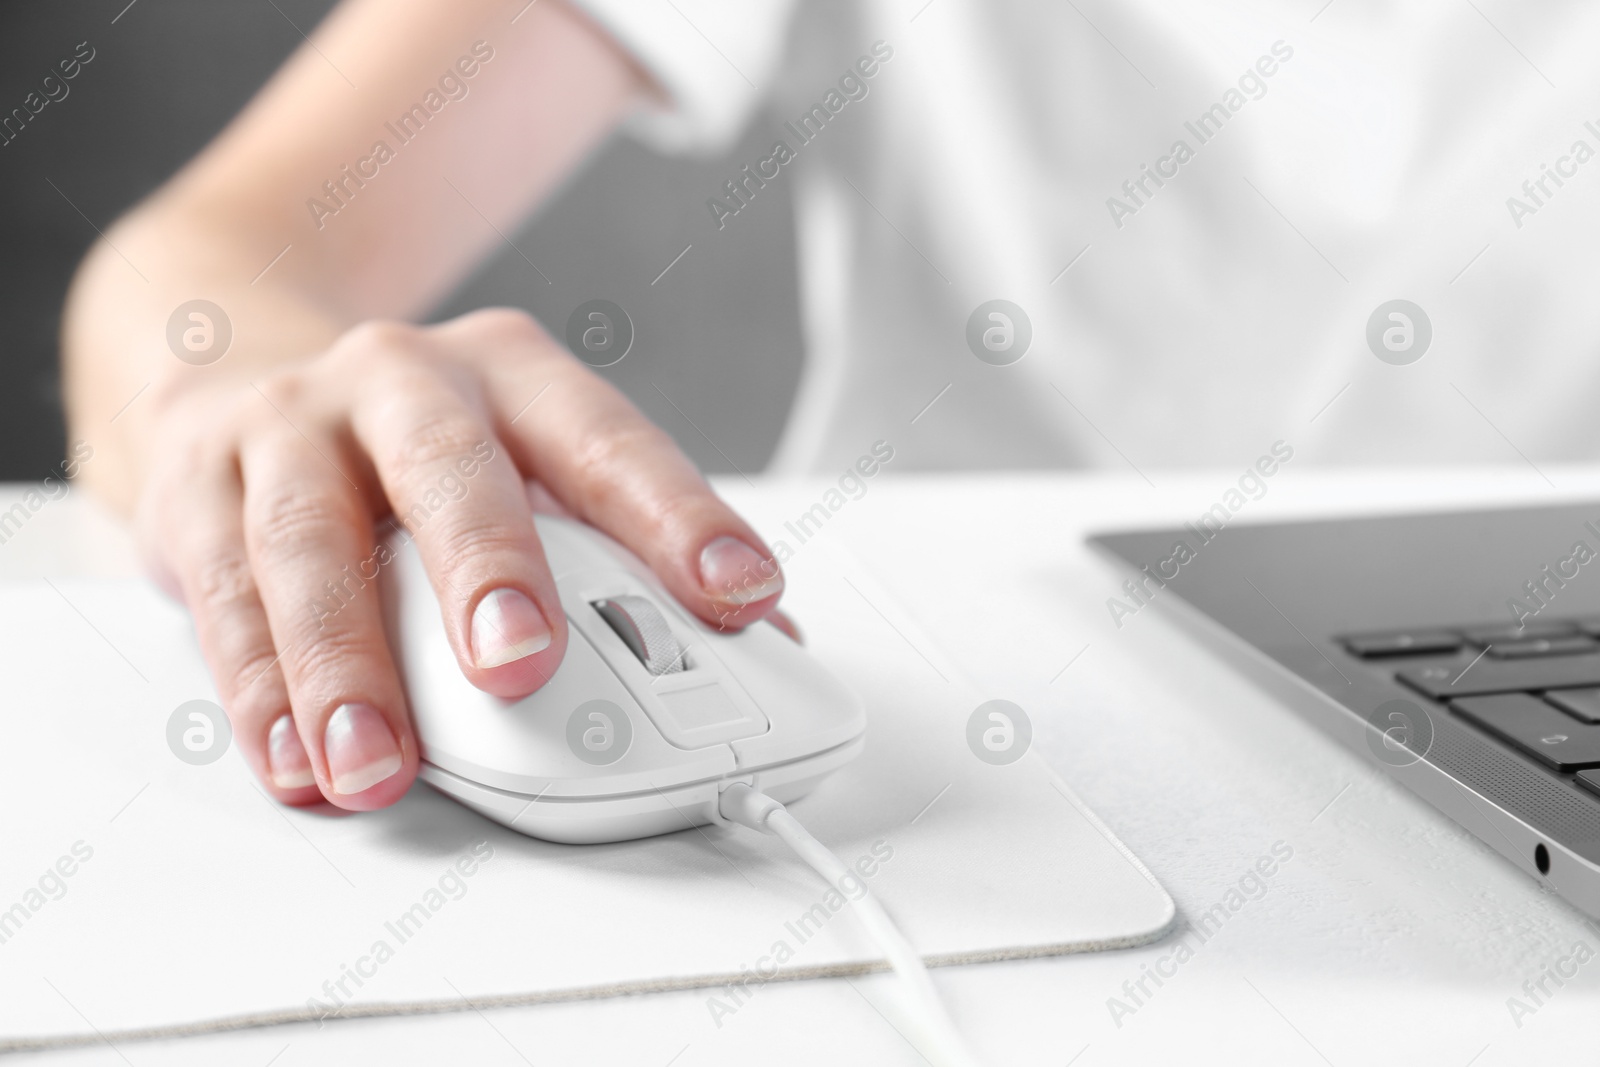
[564, 300, 634, 367]
[966, 700, 1032, 765]
[965, 300, 1032, 366]
[566, 700, 632, 766]
[166, 700, 232, 766]
[1365, 699, 1433, 767]
[1365, 300, 1431, 365]
[166, 300, 233, 366]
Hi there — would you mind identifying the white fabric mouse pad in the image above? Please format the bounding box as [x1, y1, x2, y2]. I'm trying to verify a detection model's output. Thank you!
[0, 543, 1172, 1051]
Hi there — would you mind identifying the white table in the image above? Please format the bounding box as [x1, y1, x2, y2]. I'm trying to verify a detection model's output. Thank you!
[6, 467, 1600, 1066]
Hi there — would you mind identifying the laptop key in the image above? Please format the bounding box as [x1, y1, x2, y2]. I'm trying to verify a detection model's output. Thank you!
[1452, 694, 1600, 771]
[1462, 621, 1576, 645]
[1546, 688, 1600, 723]
[1343, 630, 1461, 658]
[1486, 636, 1599, 659]
[1577, 769, 1600, 799]
[1399, 655, 1600, 699]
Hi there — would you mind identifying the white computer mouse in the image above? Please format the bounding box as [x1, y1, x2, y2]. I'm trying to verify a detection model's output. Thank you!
[381, 514, 867, 844]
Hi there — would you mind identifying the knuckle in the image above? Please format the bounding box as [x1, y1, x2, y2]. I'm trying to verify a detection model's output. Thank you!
[249, 481, 361, 557]
[252, 367, 312, 413]
[188, 549, 259, 616]
[562, 420, 724, 544]
[336, 319, 424, 361]
[568, 422, 672, 506]
[643, 489, 723, 542]
[427, 519, 530, 570]
[386, 414, 488, 475]
[460, 306, 544, 343]
[282, 622, 387, 684]
[221, 647, 286, 706]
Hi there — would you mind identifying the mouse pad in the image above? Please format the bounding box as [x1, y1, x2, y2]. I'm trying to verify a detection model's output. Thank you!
[0, 542, 1173, 1052]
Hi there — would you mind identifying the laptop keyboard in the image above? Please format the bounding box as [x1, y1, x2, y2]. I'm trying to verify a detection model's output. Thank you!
[1342, 618, 1600, 798]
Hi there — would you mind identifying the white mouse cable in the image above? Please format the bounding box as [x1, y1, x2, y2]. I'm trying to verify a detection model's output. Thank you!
[718, 784, 980, 1067]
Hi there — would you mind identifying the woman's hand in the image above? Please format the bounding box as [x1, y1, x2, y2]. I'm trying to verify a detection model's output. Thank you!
[138, 308, 784, 809]
[55, 0, 754, 810]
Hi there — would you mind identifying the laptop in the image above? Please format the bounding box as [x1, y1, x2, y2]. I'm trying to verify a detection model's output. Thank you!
[1092, 501, 1600, 919]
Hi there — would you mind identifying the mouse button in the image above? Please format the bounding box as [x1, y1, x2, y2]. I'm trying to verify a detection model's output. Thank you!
[535, 515, 651, 580]
[724, 628, 868, 768]
[646, 679, 770, 749]
[531, 514, 612, 568]
[603, 609, 776, 747]
[547, 564, 629, 613]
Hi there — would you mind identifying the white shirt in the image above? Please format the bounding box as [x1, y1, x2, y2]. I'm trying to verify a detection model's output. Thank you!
[572, 0, 1600, 474]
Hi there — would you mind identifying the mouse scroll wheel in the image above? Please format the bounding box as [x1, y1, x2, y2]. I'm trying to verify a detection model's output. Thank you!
[592, 596, 687, 676]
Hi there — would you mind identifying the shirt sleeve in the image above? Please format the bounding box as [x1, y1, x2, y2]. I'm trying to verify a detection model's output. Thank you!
[566, 0, 799, 154]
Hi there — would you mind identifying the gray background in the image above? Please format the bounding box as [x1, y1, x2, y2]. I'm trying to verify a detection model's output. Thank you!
[0, 0, 800, 481]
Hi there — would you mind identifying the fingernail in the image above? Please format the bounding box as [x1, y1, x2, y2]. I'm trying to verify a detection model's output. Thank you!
[323, 703, 403, 796]
[471, 587, 554, 669]
[267, 713, 316, 789]
[700, 536, 784, 605]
